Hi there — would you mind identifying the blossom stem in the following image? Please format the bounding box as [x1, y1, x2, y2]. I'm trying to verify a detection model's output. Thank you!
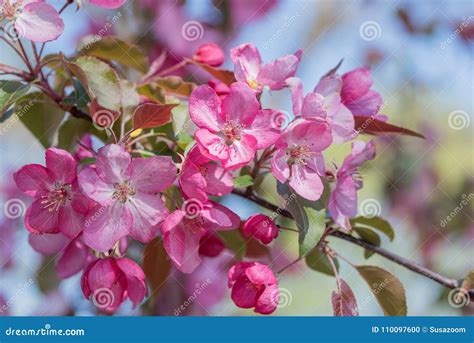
[277, 257, 303, 275]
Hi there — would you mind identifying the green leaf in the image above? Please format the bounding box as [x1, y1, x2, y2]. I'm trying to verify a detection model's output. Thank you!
[143, 237, 171, 299]
[176, 132, 193, 151]
[78, 36, 149, 73]
[218, 229, 246, 260]
[233, 175, 254, 188]
[356, 265, 407, 316]
[120, 80, 140, 116]
[305, 248, 339, 276]
[0, 80, 29, 118]
[79, 157, 96, 165]
[350, 216, 395, 241]
[66, 56, 122, 111]
[277, 182, 326, 257]
[353, 227, 381, 259]
[137, 83, 166, 104]
[57, 116, 107, 151]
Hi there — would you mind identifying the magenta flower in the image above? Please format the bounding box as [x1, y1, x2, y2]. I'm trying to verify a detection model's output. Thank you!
[193, 43, 225, 67]
[228, 262, 279, 314]
[161, 200, 240, 273]
[242, 214, 279, 245]
[190, 82, 281, 170]
[271, 118, 332, 201]
[89, 0, 127, 8]
[179, 145, 233, 202]
[198, 232, 225, 257]
[230, 43, 302, 92]
[81, 257, 147, 313]
[1, 0, 64, 42]
[328, 140, 376, 230]
[14, 148, 91, 238]
[341, 67, 383, 117]
[74, 134, 94, 162]
[287, 76, 354, 143]
[78, 144, 176, 252]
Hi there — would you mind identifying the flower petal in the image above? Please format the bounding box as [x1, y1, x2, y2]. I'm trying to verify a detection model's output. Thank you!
[127, 192, 167, 243]
[78, 167, 115, 206]
[16, 2, 64, 42]
[195, 128, 229, 161]
[257, 53, 301, 90]
[28, 232, 69, 255]
[255, 284, 279, 314]
[14, 164, 52, 197]
[222, 134, 257, 170]
[289, 163, 324, 201]
[221, 82, 260, 126]
[58, 204, 84, 239]
[130, 156, 176, 193]
[25, 199, 60, 234]
[56, 238, 90, 279]
[230, 43, 262, 85]
[246, 109, 281, 149]
[95, 144, 131, 184]
[231, 278, 259, 308]
[201, 201, 240, 231]
[89, 0, 126, 9]
[189, 85, 223, 132]
[45, 148, 77, 184]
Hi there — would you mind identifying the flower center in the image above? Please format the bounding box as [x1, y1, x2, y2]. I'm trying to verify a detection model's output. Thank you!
[247, 79, 259, 90]
[41, 182, 72, 212]
[286, 144, 314, 165]
[1, 1, 23, 19]
[220, 121, 242, 145]
[113, 181, 136, 203]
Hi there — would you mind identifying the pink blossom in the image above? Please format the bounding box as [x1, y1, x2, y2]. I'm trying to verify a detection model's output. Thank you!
[190, 82, 281, 170]
[198, 232, 225, 257]
[230, 43, 302, 92]
[341, 67, 383, 116]
[228, 261, 279, 314]
[179, 145, 233, 202]
[74, 134, 94, 162]
[81, 257, 147, 313]
[193, 43, 225, 67]
[328, 140, 376, 230]
[208, 80, 230, 100]
[271, 118, 332, 201]
[287, 76, 355, 143]
[242, 214, 279, 245]
[78, 144, 176, 252]
[161, 201, 240, 273]
[1, 0, 64, 42]
[89, 0, 127, 8]
[14, 148, 91, 238]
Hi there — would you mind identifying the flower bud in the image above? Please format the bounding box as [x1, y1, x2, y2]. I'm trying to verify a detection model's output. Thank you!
[193, 43, 225, 67]
[242, 214, 279, 245]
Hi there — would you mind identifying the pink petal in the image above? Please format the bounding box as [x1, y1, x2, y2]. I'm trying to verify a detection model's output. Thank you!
[179, 161, 208, 202]
[28, 232, 69, 255]
[230, 43, 262, 85]
[344, 90, 383, 116]
[25, 199, 60, 234]
[329, 177, 357, 231]
[231, 278, 259, 308]
[202, 163, 233, 196]
[195, 129, 229, 161]
[89, 0, 127, 9]
[257, 54, 301, 90]
[314, 75, 342, 97]
[255, 284, 279, 314]
[221, 82, 260, 127]
[341, 67, 373, 102]
[222, 134, 257, 170]
[289, 163, 324, 201]
[78, 167, 115, 206]
[300, 93, 326, 119]
[245, 263, 277, 285]
[56, 238, 90, 279]
[286, 77, 303, 115]
[330, 105, 355, 144]
[127, 192, 167, 243]
[95, 144, 131, 184]
[339, 140, 376, 179]
[17, 2, 64, 42]
[271, 148, 290, 184]
[58, 204, 84, 239]
[45, 148, 77, 184]
[14, 164, 52, 197]
[189, 85, 223, 132]
[201, 201, 240, 231]
[116, 258, 145, 280]
[83, 203, 132, 252]
[130, 156, 176, 193]
[246, 109, 281, 149]
[286, 119, 333, 153]
[228, 262, 254, 287]
[125, 276, 147, 307]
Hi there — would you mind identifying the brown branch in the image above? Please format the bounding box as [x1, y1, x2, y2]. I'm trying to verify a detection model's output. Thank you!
[231, 189, 473, 296]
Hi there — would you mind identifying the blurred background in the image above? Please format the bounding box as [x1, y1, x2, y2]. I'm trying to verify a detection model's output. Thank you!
[0, 0, 472, 316]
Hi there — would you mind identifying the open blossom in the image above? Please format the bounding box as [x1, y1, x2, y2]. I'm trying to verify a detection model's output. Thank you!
[287, 76, 355, 144]
[78, 144, 176, 252]
[341, 67, 383, 117]
[161, 200, 240, 273]
[81, 257, 147, 313]
[328, 140, 376, 231]
[193, 43, 225, 67]
[14, 148, 92, 238]
[1, 0, 64, 42]
[242, 214, 279, 245]
[230, 43, 302, 92]
[190, 82, 281, 170]
[271, 118, 332, 201]
[228, 262, 279, 314]
[179, 145, 233, 202]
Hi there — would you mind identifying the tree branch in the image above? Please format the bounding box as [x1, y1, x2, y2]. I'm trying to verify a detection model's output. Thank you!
[231, 189, 473, 296]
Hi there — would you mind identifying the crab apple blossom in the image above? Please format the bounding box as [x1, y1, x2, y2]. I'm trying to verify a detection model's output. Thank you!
[14, 148, 92, 238]
[0, 0, 64, 42]
[161, 200, 240, 273]
[190, 82, 281, 170]
[228, 262, 279, 315]
[193, 43, 225, 67]
[81, 257, 147, 312]
[271, 118, 332, 201]
[242, 214, 279, 245]
[328, 140, 376, 231]
[230, 43, 302, 91]
[78, 144, 176, 252]
[179, 145, 233, 203]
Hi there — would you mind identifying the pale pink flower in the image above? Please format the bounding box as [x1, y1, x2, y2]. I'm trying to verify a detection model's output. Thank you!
[228, 261, 279, 314]
[78, 144, 176, 252]
[328, 140, 376, 230]
[190, 82, 280, 170]
[242, 214, 279, 245]
[14, 148, 92, 238]
[230, 43, 302, 92]
[271, 118, 332, 201]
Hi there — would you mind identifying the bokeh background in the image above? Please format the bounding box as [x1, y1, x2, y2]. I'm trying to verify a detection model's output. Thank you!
[0, 0, 472, 316]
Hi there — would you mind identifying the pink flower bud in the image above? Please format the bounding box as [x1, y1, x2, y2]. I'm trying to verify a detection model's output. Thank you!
[242, 214, 279, 244]
[199, 232, 225, 257]
[193, 43, 225, 67]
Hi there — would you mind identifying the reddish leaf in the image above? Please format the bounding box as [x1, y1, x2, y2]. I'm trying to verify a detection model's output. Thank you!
[354, 115, 424, 138]
[188, 59, 236, 85]
[332, 279, 359, 316]
[133, 103, 176, 129]
[143, 237, 171, 298]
